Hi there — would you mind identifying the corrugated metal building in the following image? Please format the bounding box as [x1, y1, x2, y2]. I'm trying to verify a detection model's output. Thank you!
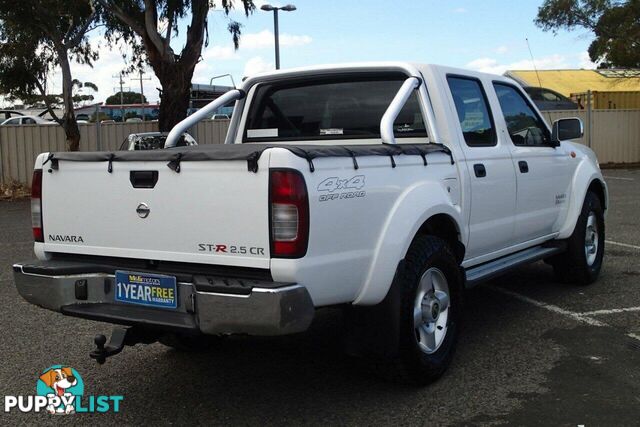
[505, 69, 640, 109]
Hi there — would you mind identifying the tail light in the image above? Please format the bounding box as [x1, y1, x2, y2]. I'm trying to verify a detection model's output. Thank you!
[270, 169, 309, 258]
[31, 169, 43, 242]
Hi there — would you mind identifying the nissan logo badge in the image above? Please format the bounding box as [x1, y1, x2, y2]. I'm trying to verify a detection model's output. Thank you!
[136, 203, 150, 218]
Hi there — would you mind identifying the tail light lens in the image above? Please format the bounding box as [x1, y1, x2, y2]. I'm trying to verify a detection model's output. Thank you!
[31, 169, 43, 242]
[270, 170, 309, 258]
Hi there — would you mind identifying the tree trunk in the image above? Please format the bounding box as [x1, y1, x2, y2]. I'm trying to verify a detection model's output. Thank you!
[155, 64, 193, 132]
[57, 48, 80, 151]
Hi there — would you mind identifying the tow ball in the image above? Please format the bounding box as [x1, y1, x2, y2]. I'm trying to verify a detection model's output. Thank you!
[90, 327, 159, 364]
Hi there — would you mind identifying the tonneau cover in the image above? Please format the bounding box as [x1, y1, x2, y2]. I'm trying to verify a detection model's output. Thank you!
[44, 143, 454, 173]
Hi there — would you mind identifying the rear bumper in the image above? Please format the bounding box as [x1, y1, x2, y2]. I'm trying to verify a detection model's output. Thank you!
[13, 260, 314, 336]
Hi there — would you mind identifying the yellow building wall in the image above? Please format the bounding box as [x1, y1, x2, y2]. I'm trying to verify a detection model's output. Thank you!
[509, 70, 640, 97]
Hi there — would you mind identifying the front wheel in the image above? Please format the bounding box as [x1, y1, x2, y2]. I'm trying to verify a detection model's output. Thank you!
[551, 191, 605, 285]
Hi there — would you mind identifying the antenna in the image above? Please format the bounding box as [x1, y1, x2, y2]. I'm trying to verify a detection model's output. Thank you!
[526, 37, 552, 124]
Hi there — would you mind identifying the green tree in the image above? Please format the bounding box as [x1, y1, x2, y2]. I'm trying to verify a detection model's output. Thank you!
[536, 0, 640, 68]
[95, 0, 255, 131]
[72, 79, 99, 106]
[0, 1, 99, 151]
[105, 90, 148, 105]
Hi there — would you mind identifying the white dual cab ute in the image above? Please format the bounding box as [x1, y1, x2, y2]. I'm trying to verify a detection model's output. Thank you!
[14, 62, 607, 384]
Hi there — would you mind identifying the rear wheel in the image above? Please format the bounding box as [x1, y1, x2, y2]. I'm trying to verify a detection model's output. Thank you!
[551, 191, 605, 285]
[372, 235, 464, 385]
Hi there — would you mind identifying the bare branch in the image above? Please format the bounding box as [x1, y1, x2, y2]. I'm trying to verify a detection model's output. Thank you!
[143, 0, 167, 56]
[165, 8, 174, 46]
[64, 11, 98, 49]
[33, 79, 61, 123]
[94, 0, 145, 36]
[180, 0, 208, 65]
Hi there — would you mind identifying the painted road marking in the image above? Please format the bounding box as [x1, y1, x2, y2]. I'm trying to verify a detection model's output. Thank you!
[606, 240, 640, 250]
[581, 306, 640, 316]
[486, 286, 607, 327]
[603, 176, 634, 181]
[628, 333, 640, 342]
[487, 286, 640, 342]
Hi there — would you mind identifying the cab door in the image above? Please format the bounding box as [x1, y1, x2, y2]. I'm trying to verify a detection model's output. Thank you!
[447, 76, 517, 260]
[492, 82, 573, 243]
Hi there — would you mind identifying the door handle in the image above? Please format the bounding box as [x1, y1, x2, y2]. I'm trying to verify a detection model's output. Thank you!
[518, 161, 529, 173]
[473, 164, 486, 178]
[130, 170, 159, 188]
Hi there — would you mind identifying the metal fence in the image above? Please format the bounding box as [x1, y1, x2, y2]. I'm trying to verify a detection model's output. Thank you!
[0, 119, 230, 186]
[1, 110, 639, 187]
[545, 109, 640, 165]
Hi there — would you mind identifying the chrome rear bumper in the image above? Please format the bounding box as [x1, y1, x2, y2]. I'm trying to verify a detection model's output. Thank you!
[13, 261, 314, 336]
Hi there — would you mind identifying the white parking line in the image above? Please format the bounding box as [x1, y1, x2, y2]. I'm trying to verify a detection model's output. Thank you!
[606, 240, 640, 250]
[628, 333, 640, 342]
[581, 307, 640, 316]
[486, 286, 607, 327]
[603, 176, 634, 181]
[486, 286, 640, 342]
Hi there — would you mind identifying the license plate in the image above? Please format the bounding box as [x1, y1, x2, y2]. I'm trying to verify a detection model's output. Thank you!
[115, 271, 177, 309]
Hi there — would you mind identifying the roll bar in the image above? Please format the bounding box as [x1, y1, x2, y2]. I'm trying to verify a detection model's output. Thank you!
[380, 76, 421, 144]
[167, 73, 434, 147]
[165, 89, 245, 148]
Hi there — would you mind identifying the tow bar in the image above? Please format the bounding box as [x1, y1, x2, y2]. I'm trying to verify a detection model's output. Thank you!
[90, 327, 159, 364]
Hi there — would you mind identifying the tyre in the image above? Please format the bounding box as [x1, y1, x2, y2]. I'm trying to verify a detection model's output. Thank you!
[159, 333, 221, 352]
[551, 191, 605, 285]
[372, 235, 464, 385]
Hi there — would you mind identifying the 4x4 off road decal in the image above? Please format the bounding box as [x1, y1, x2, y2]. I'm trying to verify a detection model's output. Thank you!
[317, 175, 366, 202]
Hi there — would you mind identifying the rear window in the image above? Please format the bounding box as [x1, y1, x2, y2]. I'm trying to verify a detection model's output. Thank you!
[243, 74, 427, 142]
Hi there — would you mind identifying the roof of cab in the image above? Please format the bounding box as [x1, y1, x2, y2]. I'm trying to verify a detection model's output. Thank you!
[241, 62, 514, 87]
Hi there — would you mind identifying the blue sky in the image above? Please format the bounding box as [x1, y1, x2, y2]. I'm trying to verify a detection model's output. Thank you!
[59, 0, 597, 104]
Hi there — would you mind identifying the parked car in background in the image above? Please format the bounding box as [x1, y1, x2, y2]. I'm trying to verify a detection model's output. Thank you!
[0, 110, 24, 121]
[0, 115, 57, 126]
[119, 132, 197, 151]
[523, 86, 578, 111]
[211, 114, 230, 120]
[125, 117, 143, 123]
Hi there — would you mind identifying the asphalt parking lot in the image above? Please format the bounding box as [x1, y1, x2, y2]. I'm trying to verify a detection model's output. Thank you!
[1, 169, 639, 426]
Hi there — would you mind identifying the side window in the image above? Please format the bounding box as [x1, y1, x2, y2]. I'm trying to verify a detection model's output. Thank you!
[541, 89, 562, 102]
[23, 118, 36, 125]
[447, 76, 496, 147]
[493, 83, 551, 147]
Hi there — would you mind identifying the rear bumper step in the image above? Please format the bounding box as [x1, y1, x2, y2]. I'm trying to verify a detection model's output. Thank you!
[13, 260, 314, 336]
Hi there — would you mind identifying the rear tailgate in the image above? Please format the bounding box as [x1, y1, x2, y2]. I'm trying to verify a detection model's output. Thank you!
[39, 155, 271, 269]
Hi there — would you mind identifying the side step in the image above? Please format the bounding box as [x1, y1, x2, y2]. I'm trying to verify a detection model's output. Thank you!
[465, 242, 567, 288]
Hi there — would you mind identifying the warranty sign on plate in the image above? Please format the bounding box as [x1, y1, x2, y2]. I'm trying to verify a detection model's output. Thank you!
[115, 271, 177, 309]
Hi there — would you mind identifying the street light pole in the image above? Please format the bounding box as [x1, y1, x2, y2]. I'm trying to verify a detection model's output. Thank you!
[273, 8, 280, 69]
[261, 4, 296, 70]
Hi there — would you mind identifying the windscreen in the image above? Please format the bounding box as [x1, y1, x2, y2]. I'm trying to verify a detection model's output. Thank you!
[244, 74, 427, 142]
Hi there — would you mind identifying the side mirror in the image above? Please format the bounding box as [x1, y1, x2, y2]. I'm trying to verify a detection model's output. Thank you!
[551, 117, 583, 144]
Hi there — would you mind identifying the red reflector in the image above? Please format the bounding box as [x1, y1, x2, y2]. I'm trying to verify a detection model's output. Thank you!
[31, 169, 43, 242]
[270, 170, 309, 258]
[33, 227, 43, 242]
[31, 169, 42, 198]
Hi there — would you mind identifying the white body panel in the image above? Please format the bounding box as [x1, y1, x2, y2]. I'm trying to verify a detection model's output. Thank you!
[35, 62, 607, 308]
[37, 154, 271, 269]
